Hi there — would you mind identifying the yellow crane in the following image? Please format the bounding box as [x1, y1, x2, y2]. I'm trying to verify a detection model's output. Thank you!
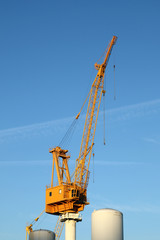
[26, 36, 117, 240]
[25, 210, 64, 240]
[45, 36, 118, 216]
[25, 210, 45, 240]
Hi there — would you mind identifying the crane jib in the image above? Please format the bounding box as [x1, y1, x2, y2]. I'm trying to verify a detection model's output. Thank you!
[74, 36, 117, 189]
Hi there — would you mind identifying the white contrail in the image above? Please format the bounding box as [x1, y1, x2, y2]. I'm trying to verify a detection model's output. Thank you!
[0, 160, 144, 167]
[0, 116, 73, 143]
[89, 202, 160, 213]
[0, 99, 160, 143]
[101, 98, 160, 123]
[89, 193, 160, 213]
[94, 160, 144, 166]
[144, 137, 160, 145]
[0, 160, 51, 166]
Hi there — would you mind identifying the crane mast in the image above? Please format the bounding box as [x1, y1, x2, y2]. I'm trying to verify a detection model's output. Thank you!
[45, 36, 117, 216]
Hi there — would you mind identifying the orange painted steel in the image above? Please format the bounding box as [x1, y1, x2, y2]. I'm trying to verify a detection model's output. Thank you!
[45, 36, 117, 215]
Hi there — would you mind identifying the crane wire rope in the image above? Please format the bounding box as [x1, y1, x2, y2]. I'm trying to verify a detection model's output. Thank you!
[113, 45, 116, 101]
[59, 118, 77, 147]
[103, 71, 107, 146]
[58, 40, 116, 184]
[30, 209, 45, 225]
[92, 147, 95, 183]
[35, 212, 48, 230]
[96, 45, 109, 65]
[103, 89, 106, 145]
[58, 90, 91, 148]
[114, 64, 116, 100]
[58, 66, 97, 149]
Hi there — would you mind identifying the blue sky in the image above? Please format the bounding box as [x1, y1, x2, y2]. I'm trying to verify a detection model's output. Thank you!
[0, 1, 160, 240]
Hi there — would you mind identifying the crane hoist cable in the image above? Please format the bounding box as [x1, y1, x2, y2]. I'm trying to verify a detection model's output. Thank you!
[92, 146, 95, 183]
[114, 64, 116, 100]
[103, 89, 106, 145]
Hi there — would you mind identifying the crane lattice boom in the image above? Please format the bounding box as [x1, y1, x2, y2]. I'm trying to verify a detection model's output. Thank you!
[74, 35, 117, 190]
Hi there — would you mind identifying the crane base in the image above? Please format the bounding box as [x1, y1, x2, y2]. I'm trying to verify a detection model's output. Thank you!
[60, 213, 82, 240]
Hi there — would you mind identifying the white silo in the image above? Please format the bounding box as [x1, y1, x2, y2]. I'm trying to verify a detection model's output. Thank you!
[91, 208, 123, 240]
[29, 229, 55, 240]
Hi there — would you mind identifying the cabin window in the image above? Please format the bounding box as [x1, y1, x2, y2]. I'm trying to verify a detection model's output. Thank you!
[72, 189, 77, 197]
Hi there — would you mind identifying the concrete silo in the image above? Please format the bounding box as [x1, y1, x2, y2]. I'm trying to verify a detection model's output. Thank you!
[92, 208, 123, 240]
[29, 229, 55, 240]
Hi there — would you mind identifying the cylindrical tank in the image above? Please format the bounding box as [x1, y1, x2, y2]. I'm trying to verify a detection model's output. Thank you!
[29, 229, 55, 240]
[91, 208, 123, 240]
